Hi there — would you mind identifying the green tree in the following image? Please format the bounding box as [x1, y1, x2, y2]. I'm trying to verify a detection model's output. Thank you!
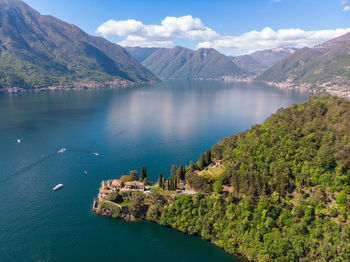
[213, 180, 223, 193]
[158, 173, 163, 188]
[141, 166, 147, 180]
[129, 170, 139, 181]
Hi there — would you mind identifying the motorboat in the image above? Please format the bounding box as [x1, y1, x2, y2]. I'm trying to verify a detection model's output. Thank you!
[17, 139, 21, 144]
[93, 152, 99, 156]
[57, 148, 66, 153]
[53, 184, 64, 191]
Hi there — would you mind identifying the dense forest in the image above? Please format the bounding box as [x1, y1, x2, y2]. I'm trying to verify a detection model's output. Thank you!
[100, 96, 350, 261]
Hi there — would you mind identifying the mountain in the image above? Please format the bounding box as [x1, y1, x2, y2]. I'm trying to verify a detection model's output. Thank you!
[142, 46, 246, 79]
[124, 47, 160, 63]
[231, 47, 297, 74]
[0, 0, 157, 89]
[256, 33, 350, 96]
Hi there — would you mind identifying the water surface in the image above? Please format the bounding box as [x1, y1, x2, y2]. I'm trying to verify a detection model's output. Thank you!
[0, 80, 309, 261]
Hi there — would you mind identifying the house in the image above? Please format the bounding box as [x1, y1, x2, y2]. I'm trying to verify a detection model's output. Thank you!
[111, 179, 124, 190]
[98, 186, 112, 200]
[124, 181, 145, 191]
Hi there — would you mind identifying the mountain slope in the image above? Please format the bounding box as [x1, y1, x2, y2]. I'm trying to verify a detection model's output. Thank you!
[142, 46, 246, 79]
[256, 33, 350, 96]
[231, 47, 297, 74]
[166, 96, 350, 261]
[124, 47, 160, 63]
[97, 95, 350, 261]
[0, 0, 157, 89]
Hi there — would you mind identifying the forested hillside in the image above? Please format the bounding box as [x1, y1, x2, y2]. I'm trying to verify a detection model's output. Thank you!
[142, 46, 246, 79]
[139, 96, 350, 261]
[256, 32, 350, 96]
[0, 0, 157, 89]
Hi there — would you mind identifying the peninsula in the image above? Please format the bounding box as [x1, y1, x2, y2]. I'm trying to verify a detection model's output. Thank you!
[94, 95, 350, 261]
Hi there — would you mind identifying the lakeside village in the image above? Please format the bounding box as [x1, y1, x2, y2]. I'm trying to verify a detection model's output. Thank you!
[92, 151, 225, 221]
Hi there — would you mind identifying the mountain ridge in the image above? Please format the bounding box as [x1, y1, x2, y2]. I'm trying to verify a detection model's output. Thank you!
[0, 0, 158, 90]
[141, 45, 247, 79]
[256, 32, 350, 97]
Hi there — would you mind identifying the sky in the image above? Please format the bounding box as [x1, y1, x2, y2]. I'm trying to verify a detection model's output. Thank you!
[24, 0, 350, 55]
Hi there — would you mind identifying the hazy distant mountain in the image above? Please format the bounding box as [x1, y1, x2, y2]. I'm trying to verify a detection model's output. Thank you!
[125, 47, 160, 63]
[256, 32, 350, 96]
[231, 47, 297, 74]
[0, 0, 157, 89]
[142, 46, 246, 79]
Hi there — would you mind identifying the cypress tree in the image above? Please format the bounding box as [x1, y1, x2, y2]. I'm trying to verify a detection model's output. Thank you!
[176, 167, 181, 180]
[158, 173, 163, 188]
[180, 164, 185, 181]
[141, 166, 147, 180]
[170, 165, 177, 177]
[162, 177, 165, 190]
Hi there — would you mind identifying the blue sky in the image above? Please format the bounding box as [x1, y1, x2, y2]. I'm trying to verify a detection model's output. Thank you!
[25, 0, 350, 55]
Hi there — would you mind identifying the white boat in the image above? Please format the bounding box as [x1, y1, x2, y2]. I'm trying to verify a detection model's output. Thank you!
[17, 139, 21, 144]
[93, 152, 99, 156]
[53, 184, 64, 191]
[57, 148, 66, 153]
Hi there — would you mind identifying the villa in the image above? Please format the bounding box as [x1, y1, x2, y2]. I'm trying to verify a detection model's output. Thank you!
[124, 181, 145, 191]
[98, 186, 112, 200]
[111, 179, 124, 190]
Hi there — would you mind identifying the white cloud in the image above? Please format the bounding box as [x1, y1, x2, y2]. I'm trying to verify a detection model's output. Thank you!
[344, 5, 350, 11]
[96, 15, 350, 54]
[96, 15, 218, 47]
[197, 27, 350, 53]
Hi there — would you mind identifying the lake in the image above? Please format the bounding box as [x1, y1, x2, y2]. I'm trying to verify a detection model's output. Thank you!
[0, 80, 309, 262]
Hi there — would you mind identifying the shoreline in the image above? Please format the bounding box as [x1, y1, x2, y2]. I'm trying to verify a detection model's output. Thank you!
[92, 197, 247, 262]
[0, 79, 158, 94]
[2, 76, 350, 99]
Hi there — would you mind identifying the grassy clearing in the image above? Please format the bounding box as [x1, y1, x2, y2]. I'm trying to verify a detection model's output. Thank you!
[197, 166, 223, 182]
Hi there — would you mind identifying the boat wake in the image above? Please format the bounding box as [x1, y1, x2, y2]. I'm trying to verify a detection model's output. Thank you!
[0, 152, 58, 185]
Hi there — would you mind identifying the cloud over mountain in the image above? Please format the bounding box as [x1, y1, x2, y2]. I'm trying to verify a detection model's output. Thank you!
[198, 27, 350, 52]
[97, 16, 350, 54]
[96, 15, 218, 47]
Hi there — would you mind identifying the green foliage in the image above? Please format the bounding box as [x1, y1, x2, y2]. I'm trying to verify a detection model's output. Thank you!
[213, 181, 223, 193]
[256, 33, 350, 89]
[141, 166, 147, 181]
[106, 191, 118, 201]
[209, 96, 350, 198]
[144, 96, 350, 261]
[142, 46, 246, 79]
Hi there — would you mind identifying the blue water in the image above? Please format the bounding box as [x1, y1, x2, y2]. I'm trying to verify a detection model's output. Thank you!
[0, 80, 309, 261]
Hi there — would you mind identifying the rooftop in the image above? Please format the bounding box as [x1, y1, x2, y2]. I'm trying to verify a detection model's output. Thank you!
[125, 181, 145, 186]
[111, 179, 123, 186]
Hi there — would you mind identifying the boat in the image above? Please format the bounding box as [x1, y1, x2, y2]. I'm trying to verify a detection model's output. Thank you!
[84, 170, 88, 175]
[17, 139, 21, 144]
[93, 152, 99, 156]
[57, 148, 66, 153]
[53, 184, 64, 191]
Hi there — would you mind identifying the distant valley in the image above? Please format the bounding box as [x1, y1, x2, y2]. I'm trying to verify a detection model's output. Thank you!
[230, 47, 297, 75]
[125, 46, 296, 80]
